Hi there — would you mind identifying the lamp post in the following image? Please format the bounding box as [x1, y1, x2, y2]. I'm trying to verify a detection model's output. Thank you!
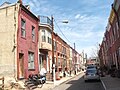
[51, 16, 68, 83]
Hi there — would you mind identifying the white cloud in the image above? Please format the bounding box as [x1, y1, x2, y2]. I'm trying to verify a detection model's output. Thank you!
[75, 14, 87, 20]
[21, 0, 112, 58]
[28, 1, 34, 8]
[75, 14, 80, 19]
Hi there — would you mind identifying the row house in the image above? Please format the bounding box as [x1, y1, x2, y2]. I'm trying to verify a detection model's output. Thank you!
[99, 0, 120, 70]
[39, 16, 82, 79]
[39, 16, 53, 80]
[53, 33, 69, 77]
[39, 15, 70, 79]
[0, 1, 39, 80]
[98, 40, 106, 68]
[0, 0, 82, 82]
[69, 47, 73, 71]
[76, 53, 82, 72]
[53, 34, 82, 76]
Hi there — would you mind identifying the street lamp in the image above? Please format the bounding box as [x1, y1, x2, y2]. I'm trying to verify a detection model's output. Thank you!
[61, 20, 69, 24]
[51, 16, 68, 83]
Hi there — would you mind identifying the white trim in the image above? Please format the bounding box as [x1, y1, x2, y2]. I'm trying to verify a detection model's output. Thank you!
[46, 55, 49, 72]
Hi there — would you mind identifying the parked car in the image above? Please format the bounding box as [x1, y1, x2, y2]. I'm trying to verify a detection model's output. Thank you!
[84, 68, 100, 82]
[86, 65, 97, 69]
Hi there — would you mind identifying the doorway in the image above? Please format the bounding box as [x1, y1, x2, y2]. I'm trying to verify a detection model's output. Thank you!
[19, 53, 24, 79]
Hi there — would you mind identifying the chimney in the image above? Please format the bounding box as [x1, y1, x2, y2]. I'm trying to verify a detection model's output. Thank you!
[25, 5, 30, 10]
[38, 15, 40, 22]
[38, 15, 40, 20]
[17, 0, 22, 4]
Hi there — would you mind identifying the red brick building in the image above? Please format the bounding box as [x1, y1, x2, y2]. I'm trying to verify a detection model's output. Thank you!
[0, 1, 39, 80]
[53, 33, 69, 76]
[99, 0, 120, 70]
[17, 3, 39, 79]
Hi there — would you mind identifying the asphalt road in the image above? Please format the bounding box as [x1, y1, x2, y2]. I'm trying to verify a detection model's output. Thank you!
[52, 74, 104, 90]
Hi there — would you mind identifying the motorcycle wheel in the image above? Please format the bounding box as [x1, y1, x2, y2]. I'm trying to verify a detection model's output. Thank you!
[37, 84, 43, 88]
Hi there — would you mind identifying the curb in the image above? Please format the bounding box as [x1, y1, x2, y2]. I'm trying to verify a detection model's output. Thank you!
[101, 78, 106, 90]
[53, 72, 84, 88]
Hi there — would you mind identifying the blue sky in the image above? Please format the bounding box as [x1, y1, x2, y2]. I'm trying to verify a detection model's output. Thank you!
[0, 0, 114, 58]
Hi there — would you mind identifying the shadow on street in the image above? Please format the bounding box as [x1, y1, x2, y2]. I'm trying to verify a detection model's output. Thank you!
[64, 76, 104, 90]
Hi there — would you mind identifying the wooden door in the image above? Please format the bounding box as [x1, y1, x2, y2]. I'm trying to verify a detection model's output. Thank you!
[19, 53, 24, 79]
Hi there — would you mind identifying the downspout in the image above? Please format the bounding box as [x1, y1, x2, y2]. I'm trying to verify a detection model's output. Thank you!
[13, 4, 17, 81]
[38, 16, 40, 73]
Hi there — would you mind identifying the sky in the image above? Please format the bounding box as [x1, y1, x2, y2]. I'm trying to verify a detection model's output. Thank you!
[0, 0, 114, 58]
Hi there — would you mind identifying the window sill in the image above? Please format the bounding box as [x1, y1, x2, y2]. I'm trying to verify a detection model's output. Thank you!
[21, 36, 26, 40]
[28, 69, 35, 71]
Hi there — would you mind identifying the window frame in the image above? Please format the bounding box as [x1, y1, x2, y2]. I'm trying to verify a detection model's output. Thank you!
[21, 18, 26, 38]
[42, 29, 46, 42]
[28, 52, 35, 70]
[32, 26, 35, 42]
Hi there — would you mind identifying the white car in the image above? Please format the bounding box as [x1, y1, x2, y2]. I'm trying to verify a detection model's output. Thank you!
[84, 68, 100, 82]
[86, 65, 97, 69]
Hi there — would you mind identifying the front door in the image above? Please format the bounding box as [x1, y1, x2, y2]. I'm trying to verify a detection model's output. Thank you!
[19, 53, 24, 79]
[39, 54, 44, 72]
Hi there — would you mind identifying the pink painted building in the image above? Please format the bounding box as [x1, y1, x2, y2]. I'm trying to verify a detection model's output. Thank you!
[17, 4, 39, 79]
[0, 1, 39, 80]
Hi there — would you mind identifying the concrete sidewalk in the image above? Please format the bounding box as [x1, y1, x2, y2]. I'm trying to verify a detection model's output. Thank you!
[35, 71, 84, 90]
[101, 75, 120, 90]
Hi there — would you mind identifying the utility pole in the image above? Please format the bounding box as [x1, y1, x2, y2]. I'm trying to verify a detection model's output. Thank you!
[74, 43, 76, 68]
[51, 16, 56, 82]
[51, 16, 68, 82]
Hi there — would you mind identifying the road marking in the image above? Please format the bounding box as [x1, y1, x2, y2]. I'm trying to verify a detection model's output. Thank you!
[101, 78, 106, 90]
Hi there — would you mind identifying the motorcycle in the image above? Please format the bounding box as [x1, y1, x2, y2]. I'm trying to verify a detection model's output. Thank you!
[35, 74, 46, 84]
[25, 74, 46, 89]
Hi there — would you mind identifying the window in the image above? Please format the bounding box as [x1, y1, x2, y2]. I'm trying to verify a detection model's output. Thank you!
[113, 27, 116, 41]
[62, 46, 64, 53]
[116, 22, 119, 38]
[48, 37, 51, 44]
[47, 31, 52, 44]
[21, 19, 26, 37]
[28, 52, 34, 69]
[32, 26, 35, 41]
[54, 41, 57, 51]
[64, 47, 66, 54]
[58, 58, 60, 66]
[62, 46, 66, 54]
[42, 30, 46, 42]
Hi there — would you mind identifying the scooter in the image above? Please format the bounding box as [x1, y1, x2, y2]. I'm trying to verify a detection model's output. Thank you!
[35, 74, 46, 84]
[25, 74, 46, 89]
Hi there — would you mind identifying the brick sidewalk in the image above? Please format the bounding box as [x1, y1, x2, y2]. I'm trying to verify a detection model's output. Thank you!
[101, 75, 120, 90]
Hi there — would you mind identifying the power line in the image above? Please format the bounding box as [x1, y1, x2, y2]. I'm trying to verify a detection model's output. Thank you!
[54, 19, 73, 44]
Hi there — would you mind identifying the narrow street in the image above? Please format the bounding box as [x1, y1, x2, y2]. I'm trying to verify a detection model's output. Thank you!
[1, 1, 120, 90]
[52, 74, 104, 90]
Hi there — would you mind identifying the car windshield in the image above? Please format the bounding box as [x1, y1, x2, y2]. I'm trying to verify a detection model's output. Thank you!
[87, 67, 96, 69]
[87, 65, 97, 69]
[87, 69, 97, 74]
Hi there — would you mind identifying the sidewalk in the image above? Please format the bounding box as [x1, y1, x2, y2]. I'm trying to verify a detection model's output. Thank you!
[101, 75, 120, 90]
[35, 71, 84, 90]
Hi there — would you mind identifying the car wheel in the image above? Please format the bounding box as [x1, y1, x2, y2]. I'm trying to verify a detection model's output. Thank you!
[97, 79, 100, 82]
[84, 80, 87, 82]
